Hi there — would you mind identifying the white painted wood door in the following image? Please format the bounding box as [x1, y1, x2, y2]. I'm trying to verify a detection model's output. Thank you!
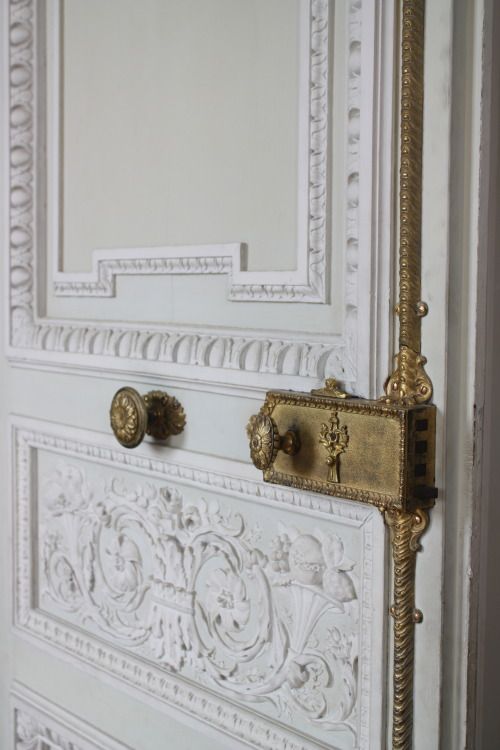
[0, 1, 475, 749]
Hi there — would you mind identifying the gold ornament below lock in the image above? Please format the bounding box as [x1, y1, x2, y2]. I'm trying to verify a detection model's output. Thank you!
[110, 386, 186, 449]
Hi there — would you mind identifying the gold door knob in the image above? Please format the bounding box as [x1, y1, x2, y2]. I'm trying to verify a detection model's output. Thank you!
[110, 387, 186, 449]
[247, 413, 300, 471]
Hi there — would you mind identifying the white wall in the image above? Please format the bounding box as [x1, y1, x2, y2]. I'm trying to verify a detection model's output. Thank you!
[470, 0, 500, 744]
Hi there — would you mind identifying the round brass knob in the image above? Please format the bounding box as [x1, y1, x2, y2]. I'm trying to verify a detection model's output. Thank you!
[247, 413, 300, 471]
[110, 387, 186, 449]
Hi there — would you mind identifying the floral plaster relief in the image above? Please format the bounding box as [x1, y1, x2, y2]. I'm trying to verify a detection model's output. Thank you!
[37, 452, 372, 749]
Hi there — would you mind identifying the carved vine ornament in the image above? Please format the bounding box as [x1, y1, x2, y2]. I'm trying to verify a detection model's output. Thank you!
[40, 465, 361, 742]
[247, 1, 435, 749]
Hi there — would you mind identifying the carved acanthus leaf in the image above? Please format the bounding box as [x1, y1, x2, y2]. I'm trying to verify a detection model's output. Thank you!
[39, 463, 360, 738]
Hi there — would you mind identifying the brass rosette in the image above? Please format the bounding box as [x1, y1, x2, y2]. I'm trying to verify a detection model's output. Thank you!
[110, 387, 186, 448]
[143, 390, 186, 440]
[248, 412, 301, 471]
[248, 413, 281, 470]
[110, 387, 148, 449]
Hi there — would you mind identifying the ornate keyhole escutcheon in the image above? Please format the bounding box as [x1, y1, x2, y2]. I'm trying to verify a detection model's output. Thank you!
[319, 411, 349, 484]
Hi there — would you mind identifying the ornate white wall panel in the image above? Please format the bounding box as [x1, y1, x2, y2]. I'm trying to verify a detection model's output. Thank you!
[12, 683, 131, 750]
[50, 0, 326, 304]
[6, 0, 394, 395]
[13, 417, 387, 750]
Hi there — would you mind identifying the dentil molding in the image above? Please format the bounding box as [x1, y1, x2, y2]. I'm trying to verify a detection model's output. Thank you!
[6, 0, 391, 393]
[13, 417, 386, 750]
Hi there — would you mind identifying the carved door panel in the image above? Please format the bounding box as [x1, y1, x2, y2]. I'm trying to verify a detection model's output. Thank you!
[0, 1, 453, 749]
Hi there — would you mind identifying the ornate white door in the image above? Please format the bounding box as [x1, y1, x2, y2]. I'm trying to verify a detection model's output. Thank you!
[0, 0, 477, 749]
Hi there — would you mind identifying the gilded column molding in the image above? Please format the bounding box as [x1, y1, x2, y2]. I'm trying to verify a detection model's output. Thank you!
[385, 507, 430, 749]
[385, 2, 433, 749]
[385, 0, 433, 405]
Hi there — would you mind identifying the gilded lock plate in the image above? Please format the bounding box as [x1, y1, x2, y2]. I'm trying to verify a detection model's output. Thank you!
[261, 391, 436, 512]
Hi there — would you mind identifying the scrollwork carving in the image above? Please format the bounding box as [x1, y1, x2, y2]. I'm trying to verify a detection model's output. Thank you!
[14, 422, 383, 749]
[39, 462, 360, 739]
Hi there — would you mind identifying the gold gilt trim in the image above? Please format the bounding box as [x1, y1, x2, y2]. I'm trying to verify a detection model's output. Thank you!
[318, 412, 349, 483]
[386, 2, 431, 748]
[385, 0, 432, 405]
[311, 378, 350, 398]
[385, 507, 430, 749]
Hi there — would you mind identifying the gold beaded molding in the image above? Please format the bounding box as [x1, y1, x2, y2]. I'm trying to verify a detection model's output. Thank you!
[386, 506, 430, 749]
[385, 0, 433, 406]
[385, 2, 433, 749]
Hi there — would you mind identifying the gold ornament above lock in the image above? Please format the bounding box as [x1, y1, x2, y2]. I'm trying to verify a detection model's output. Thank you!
[110, 386, 186, 448]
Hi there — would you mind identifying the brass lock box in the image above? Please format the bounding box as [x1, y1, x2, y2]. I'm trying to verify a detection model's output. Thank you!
[249, 390, 436, 511]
